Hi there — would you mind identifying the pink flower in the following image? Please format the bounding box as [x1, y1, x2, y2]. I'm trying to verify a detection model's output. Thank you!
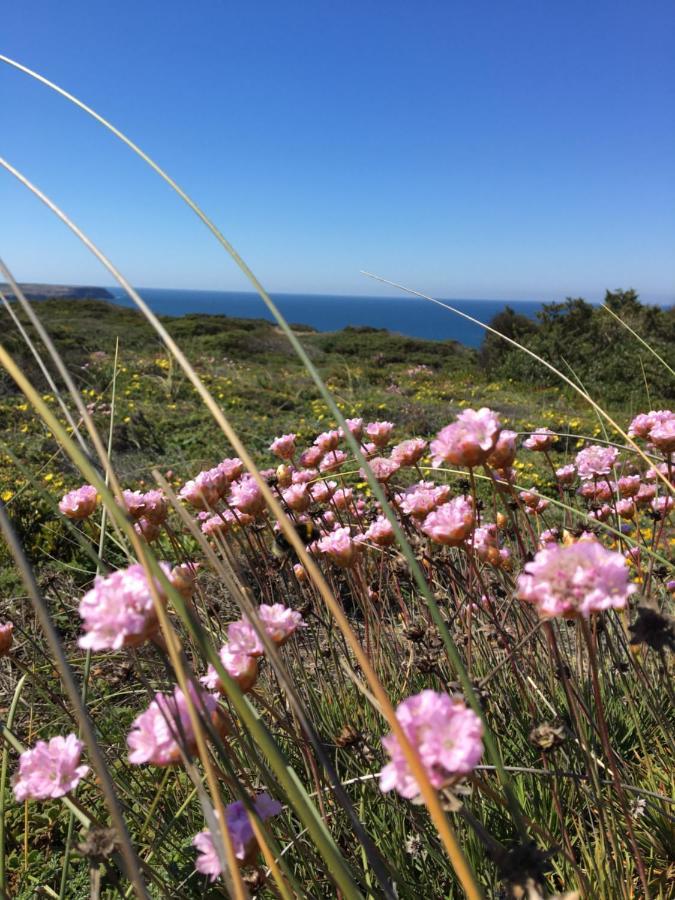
[179, 472, 221, 510]
[332, 487, 354, 510]
[589, 504, 611, 522]
[170, 563, 199, 600]
[270, 433, 296, 460]
[616, 499, 636, 519]
[310, 479, 337, 503]
[314, 430, 340, 452]
[391, 438, 427, 467]
[628, 410, 673, 439]
[0, 621, 13, 656]
[201, 645, 259, 694]
[379, 691, 483, 799]
[421, 497, 474, 546]
[292, 468, 317, 485]
[652, 495, 674, 516]
[365, 421, 394, 448]
[58, 485, 97, 520]
[229, 476, 265, 516]
[340, 418, 363, 440]
[487, 430, 518, 468]
[471, 523, 509, 567]
[517, 536, 636, 618]
[539, 528, 560, 546]
[316, 526, 357, 567]
[430, 408, 500, 468]
[134, 516, 161, 542]
[282, 483, 310, 512]
[193, 793, 283, 876]
[636, 483, 657, 506]
[258, 604, 306, 645]
[617, 475, 641, 497]
[201, 513, 230, 537]
[361, 457, 400, 483]
[127, 685, 222, 766]
[227, 619, 264, 657]
[12, 734, 89, 801]
[650, 417, 675, 454]
[523, 428, 556, 451]
[140, 490, 168, 525]
[578, 481, 612, 502]
[575, 445, 619, 480]
[398, 481, 450, 518]
[78, 563, 170, 651]
[319, 450, 348, 472]
[299, 446, 324, 468]
[362, 516, 396, 547]
[519, 487, 541, 509]
[120, 489, 147, 519]
[555, 464, 576, 484]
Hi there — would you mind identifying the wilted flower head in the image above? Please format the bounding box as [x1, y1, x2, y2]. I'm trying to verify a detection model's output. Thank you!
[78, 562, 170, 651]
[269, 433, 297, 460]
[379, 690, 483, 799]
[317, 526, 357, 567]
[421, 497, 474, 546]
[517, 536, 636, 618]
[362, 456, 400, 483]
[193, 793, 283, 876]
[365, 421, 394, 448]
[362, 515, 396, 547]
[430, 408, 500, 468]
[487, 430, 518, 468]
[0, 621, 13, 656]
[523, 428, 556, 452]
[59, 485, 98, 520]
[391, 438, 427, 467]
[575, 445, 619, 480]
[13, 734, 89, 801]
[229, 475, 265, 516]
[127, 685, 221, 766]
[258, 604, 306, 645]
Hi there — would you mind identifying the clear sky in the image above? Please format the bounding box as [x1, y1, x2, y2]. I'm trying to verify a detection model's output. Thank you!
[1, 1, 674, 303]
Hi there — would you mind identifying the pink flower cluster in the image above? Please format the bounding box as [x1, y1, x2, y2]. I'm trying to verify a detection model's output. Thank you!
[193, 792, 283, 876]
[380, 690, 483, 799]
[431, 408, 501, 468]
[78, 562, 171, 651]
[575, 444, 619, 480]
[517, 535, 636, 618]
[59, 484, 98, 520]
[127, 684, 224, 766]
[201, 605, 305, 694]
[629, 409, 675, 453]
[13, 734, 89, 801]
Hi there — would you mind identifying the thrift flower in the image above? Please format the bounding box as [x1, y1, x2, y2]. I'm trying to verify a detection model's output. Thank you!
[487, 430, 518, 468]
[316, 526, 357, 567]
[127, 685, 223, 766]
[575, 445, 619, 480]
[362, 457, 400, 483]
[523, 428, 556, 451]
[193, 793, 283, 875]
[229, 475, 265, 516]
[270, 433, 297, 460]
[379, 690, 483, 799]
[201, 645, 259, 694]
[282, 483, 310, 512]
[650, 417, 675, 454]
[430, 408, 500, 468]
[12, 734, 89, 801]
[340, 417, 363, 440]
[228, 619, 264, 657]
[362, 515, 396, 547]
[58, 485, 97, 520]
[365, 421, 394, 448]
[319, 450, 348, 472]
[179, 471, 221, 510]
[617, 475, 641, 497]
[391, 438, 427, 467]
[78, 563, 170, 651]
[258, 604, 306, 645]
[421, 497, 474, 546]
[314, 430, 340, 452]
[517, 536, 636, 618]
[398, 481, 450, 519]
[299, 446, 324, 468]
[555, 464, 576, 484]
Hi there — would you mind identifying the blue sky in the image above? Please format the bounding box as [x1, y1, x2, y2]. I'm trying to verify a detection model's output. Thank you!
[1, 1, 674, 302]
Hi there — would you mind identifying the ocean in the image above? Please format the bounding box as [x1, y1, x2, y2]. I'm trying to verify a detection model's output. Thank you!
[107, 287, 545, 348]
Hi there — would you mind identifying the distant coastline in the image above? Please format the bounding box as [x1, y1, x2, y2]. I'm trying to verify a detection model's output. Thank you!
[0, 282, 114, 302]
